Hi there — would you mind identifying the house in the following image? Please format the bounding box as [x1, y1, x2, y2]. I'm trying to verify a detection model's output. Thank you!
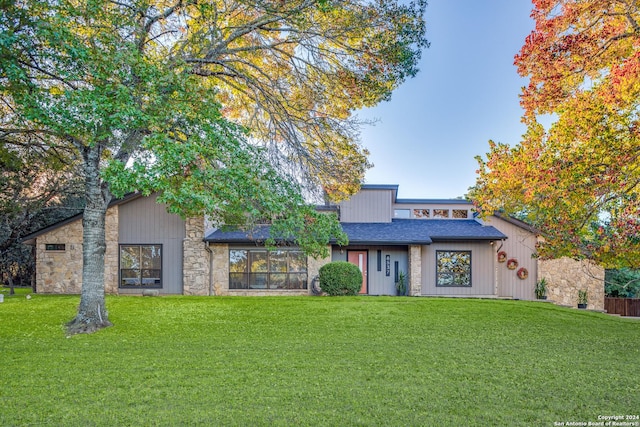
[22, 184, 605, 309]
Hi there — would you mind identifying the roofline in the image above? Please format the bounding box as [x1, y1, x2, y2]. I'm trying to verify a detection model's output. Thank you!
[337, 240, 433, 246]
[492, 212, 540, 234]
[360, 184, 399, 191]
[359, 185, 470, 205]
[395, 198, 470, 205]
[430, 236, 507, 242]
[21, 192, 143, 244]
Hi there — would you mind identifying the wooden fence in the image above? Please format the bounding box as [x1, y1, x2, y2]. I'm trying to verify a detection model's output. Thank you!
[605, 297, 640, 317]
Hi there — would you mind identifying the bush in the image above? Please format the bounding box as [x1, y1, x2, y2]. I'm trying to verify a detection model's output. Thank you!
[605, 268, 640, 298]
[318, 261, 362, 296]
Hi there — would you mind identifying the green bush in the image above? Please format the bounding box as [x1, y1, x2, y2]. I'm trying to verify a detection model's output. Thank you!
[605, 268, 640, 298]
[318, 261, 362, 296]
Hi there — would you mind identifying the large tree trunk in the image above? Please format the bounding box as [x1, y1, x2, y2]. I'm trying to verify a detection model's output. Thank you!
[66, 145, 112, 335]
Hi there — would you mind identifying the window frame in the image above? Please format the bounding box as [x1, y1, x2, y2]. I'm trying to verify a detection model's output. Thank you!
[45, 243, 66, 251]
[393, 209, 411, 219]
[229, 248, 308, 290]
[432, 209, 450, 218]
[413, 209, 430, 218]
[452, 209, 469, 219]
[435, 250, 472, 287]
[119, 244, 163, 289]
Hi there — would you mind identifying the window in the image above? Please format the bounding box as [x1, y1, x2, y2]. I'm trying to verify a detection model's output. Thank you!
[413, 209, 430, 218]
[229, 249, 307, 290]
[45, 243, 66, 251]
[436, 250, 471, 287]
[433, 209, 449, 218]
[453, 209, 469, 218]
[394, 209, 410, 219]
[120, 245, 162, 288]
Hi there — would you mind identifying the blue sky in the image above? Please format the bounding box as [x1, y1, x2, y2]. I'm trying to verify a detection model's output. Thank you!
[358, 0, 535, 199]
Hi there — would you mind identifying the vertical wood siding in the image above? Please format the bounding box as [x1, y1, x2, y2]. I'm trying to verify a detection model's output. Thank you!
[421, 242, 496, 296]
[331, 245, 408, 295]
[339, 190, 393, 223]
[118, 195, 186, 294]
[484, 216, 538, 300]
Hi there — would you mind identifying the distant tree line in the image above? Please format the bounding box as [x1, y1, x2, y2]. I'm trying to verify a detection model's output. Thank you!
[0, 141, 83, 293]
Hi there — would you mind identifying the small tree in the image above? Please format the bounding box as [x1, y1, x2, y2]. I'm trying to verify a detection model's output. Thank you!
[318, 261, 362, 296]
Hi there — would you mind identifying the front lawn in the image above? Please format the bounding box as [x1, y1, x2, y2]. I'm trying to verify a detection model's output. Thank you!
[0, 295, 638, 426]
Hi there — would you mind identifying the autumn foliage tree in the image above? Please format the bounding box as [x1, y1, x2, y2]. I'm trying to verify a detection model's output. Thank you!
[0, 0, 427, 334]
[471, 0, 640, 267]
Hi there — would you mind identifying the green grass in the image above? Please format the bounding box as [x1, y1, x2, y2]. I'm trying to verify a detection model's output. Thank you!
[1, 294, 638, 426]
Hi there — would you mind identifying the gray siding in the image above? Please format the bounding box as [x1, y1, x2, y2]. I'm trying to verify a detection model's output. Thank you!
[332, 245, 408, 295]
[421, 242, 496, 296]
[119, 195, 186, 295]
[484, 216, 538, 300]
[339, 190, 393, 223]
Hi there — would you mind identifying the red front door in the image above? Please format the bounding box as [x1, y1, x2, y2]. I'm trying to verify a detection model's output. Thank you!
[347, 250, 368, 294]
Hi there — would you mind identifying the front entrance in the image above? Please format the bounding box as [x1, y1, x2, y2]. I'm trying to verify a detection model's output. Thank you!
[347, 250, 368, 294]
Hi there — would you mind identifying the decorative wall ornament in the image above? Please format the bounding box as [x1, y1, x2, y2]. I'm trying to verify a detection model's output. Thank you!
[507, 258, 518, 270]
[517, 267, 528, 280]
[497, 251, 507, 263]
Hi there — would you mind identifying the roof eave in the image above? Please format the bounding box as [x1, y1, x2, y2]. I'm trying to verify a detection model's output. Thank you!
[20, 192, 144, 244]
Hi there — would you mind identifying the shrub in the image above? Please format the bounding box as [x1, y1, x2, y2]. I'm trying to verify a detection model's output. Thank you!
[318, 261, 362, 296]
[605, 268, 640, 298]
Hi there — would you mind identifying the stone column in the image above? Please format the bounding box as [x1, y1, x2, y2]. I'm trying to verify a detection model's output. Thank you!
[182, 216, 210, 295]
[104, 205, 119, 294]
[308, 247, 332, 294]
[211, 243, 229, 295]
[408, 245, 422, 296]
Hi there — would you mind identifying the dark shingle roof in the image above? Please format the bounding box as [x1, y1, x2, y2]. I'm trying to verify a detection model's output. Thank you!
[205, 226, 272, 243]
[205, 219, 507, 245]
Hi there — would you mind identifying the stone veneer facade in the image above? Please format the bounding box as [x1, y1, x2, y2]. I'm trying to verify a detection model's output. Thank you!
[408, 245, 422, 296]
[182, 217, 210, 295]
[36, 206, 119, 294]
[538, 257, 605, 311]
[209, 243, 331, 296]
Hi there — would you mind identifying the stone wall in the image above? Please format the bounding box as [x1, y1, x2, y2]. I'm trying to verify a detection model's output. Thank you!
[408, 245, 422, 296]
[35, 206, 119, 294]
[307, 247, 332, 294]
[36, 219, 84, 293]
[538, 257, 605, 311]
[210, 243, 228, 295]
[104, 206, 119, 294]
[182, 217, 210, 295]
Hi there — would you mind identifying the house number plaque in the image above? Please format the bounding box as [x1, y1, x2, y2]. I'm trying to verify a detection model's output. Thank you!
[385, 255, 391, 276]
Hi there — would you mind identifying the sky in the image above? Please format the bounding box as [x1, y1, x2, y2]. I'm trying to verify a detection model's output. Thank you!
[358, 0, 536, 199]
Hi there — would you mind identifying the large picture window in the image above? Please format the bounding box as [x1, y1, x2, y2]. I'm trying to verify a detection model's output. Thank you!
[436, 250, 471, 287]
[120, 245, 162, 288]
[229, 249, 307, 290]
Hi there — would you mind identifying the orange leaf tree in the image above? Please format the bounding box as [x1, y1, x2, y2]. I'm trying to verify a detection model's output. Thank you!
[471, 0, 640, 267]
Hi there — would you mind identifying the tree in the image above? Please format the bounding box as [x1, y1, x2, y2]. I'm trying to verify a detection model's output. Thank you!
[605, 268, 640, 298]
[471, 0, 640, 267]
[0, 122, 83, 293]
[0, 1, 427, 334]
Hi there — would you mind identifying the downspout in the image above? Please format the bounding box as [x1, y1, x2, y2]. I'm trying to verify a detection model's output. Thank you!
[205, 242, 213, 296]
[494, 239, 505, 297]
[492, 240, 498, 297]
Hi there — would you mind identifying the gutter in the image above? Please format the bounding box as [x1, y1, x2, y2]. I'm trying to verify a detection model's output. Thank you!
[204, 242, 213, 296]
